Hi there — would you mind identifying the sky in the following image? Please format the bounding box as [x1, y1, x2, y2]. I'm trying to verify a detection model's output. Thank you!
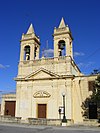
[0, 0, 100, 94]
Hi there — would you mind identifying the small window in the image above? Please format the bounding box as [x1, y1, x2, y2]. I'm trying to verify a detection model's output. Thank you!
[88, 81, 95, 91]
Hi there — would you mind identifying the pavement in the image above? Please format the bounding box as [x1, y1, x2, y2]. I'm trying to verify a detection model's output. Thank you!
[0, 122, 100, 133]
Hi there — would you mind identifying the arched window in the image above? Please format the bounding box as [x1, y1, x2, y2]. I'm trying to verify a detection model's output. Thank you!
[24, 45, 30, 60]
[58, 40, 66, 56]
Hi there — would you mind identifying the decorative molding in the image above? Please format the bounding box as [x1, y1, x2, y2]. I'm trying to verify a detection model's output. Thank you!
[33, 90, 51, 98]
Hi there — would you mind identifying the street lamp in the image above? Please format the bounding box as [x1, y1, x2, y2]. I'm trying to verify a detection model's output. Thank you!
[62, 92, 67, 123]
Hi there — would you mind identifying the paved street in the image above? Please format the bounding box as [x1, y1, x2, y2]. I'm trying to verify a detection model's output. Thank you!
[0, 123, 99, 133]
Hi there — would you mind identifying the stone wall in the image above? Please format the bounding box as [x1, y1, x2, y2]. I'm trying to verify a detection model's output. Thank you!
[0, 116, 99, 126]
[28, 118, 62, 126]
[0, 116, 21, 123]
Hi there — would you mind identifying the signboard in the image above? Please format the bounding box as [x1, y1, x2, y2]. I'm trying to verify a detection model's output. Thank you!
[59, 106, 64, 114]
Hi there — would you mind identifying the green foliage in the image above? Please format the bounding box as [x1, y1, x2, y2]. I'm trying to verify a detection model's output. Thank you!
[81, 75, 100, 119]
[92, 75, 100, 102]
[91, 69, 100, 75]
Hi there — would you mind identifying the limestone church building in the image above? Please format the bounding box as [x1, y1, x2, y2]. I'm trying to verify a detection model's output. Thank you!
[1, 18, 97, 124]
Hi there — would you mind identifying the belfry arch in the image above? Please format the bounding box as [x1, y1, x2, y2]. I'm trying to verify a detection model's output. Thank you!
[24, 45, 30, 61]
[58, 40, 66, 56]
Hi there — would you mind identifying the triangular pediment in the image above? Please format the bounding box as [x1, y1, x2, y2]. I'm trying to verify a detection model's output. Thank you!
[25, 68, 59, 80]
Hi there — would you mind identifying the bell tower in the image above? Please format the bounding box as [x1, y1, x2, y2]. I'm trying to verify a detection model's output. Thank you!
[53, 18, 73, 58]
[20, 24, 40, 62]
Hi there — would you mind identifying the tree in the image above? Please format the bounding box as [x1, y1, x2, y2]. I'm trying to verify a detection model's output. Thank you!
[81, 75, 100, 119]
[91, 69, 100, 75]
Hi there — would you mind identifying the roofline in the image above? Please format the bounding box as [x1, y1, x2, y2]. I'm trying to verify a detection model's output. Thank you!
[74, 74, 99, 78]
[14, 75, 74, 81]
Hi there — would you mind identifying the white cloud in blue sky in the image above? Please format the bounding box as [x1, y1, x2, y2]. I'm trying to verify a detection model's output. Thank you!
[0, 64, 10, 69]
[43, 49, 54, 57]
[78, 62, 94, 68]
[74, 52, 85, 57]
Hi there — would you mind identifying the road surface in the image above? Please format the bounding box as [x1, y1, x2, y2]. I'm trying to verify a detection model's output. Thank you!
[0, 123, 99, 133]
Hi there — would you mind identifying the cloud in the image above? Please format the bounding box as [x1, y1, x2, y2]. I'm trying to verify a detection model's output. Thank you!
[74, 52, 85, 57]
[78, 62, 94, 68]
[0, 64, 5, 69]
[0, 64, 10, 69]
[43, 49, 54, 57]
[5, 65, 10, 68]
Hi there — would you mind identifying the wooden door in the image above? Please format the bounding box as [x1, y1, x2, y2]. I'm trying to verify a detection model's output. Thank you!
[4, 101, 16, 116]
[38, 104, 46, 118]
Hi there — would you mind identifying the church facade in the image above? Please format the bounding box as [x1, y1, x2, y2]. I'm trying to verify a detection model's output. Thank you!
[1, 18, 97, 124]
